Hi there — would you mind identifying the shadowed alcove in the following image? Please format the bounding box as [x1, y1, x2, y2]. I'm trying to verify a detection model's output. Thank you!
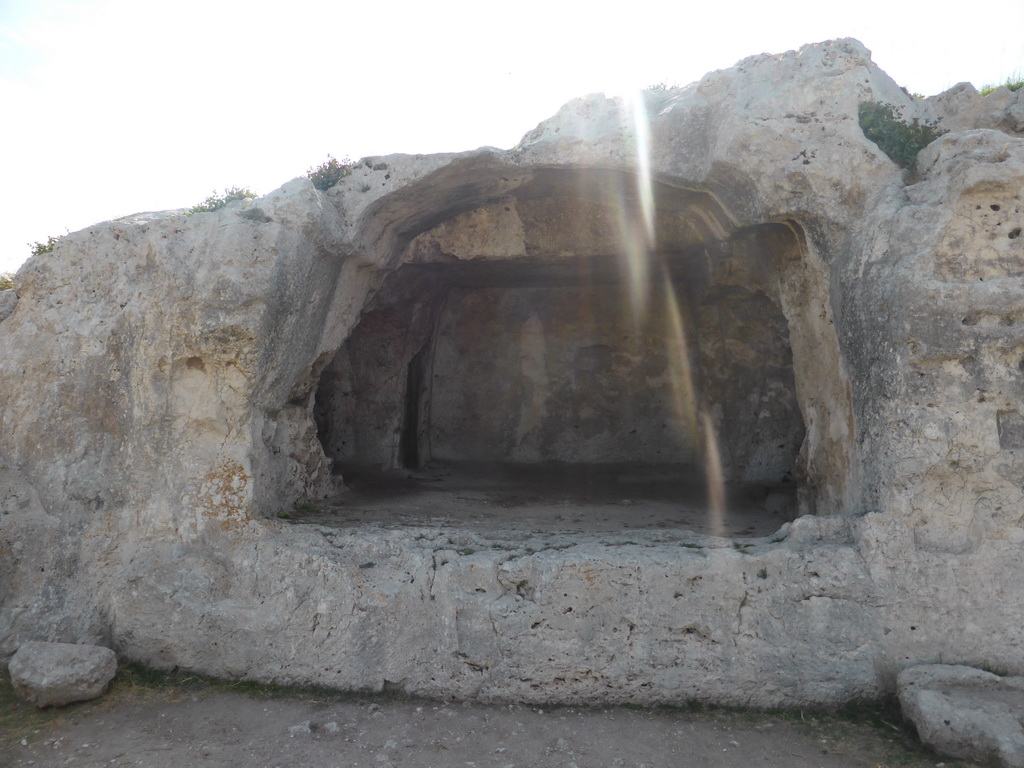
[307, 168, 851, 536]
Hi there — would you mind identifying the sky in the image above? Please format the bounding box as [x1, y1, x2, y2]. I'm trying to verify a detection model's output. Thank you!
[2, 0, 1022, 275]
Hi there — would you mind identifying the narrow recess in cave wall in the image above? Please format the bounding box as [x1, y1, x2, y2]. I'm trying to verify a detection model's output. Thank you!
[400, 346, 428, 469]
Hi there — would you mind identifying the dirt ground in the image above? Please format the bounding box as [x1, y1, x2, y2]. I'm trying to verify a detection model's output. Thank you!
[1, 671, 974, 768]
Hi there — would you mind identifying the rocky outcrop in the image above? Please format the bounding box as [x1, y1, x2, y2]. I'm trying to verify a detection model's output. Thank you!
[0, 38, 1022, 708]
[929, 81, 1024, 134]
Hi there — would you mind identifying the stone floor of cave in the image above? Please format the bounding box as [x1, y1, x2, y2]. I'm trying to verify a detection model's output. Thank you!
[285, 462, 798, 541]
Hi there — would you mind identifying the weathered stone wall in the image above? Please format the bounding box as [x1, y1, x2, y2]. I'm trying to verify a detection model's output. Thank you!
[1, 38, 1023, 708]
[421, 262, 804, 485]
[429, 283, 703, 467]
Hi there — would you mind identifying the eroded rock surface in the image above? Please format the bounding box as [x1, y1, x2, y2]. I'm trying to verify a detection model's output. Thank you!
[0, 38, 1022, 709]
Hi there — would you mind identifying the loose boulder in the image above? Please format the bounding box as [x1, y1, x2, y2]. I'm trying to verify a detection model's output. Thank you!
[8, 641, 117, 708]
[898, 664, 1024, 767]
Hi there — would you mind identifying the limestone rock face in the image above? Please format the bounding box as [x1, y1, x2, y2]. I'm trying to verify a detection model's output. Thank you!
[929, 82, 1024, 135]
[0, 289, 15, 323]
[0, 38, 1023, 709]
[899, 665, 1024, 767]
[8, 641, 117, 707]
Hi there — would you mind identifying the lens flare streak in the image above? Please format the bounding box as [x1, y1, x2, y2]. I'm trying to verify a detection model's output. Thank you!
[613, 90, 726, 537]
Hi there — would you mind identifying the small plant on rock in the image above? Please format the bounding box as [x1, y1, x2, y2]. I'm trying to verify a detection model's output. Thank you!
[307, 155, 354, 191]
[647, 78, 688, 92]
[28, 235, 62, 257]
[185, 186, 256, 216]
[858, 101, 946, 172]
[0, 273, 13, 291]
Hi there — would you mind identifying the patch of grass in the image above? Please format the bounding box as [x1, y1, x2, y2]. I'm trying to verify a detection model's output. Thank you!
[116, 661, 207, 691]
[819, 698, 959, 766]
[307, 155, 354, 191]
[0, 663, 206, 749]
[457, 547, 477, 556]
[116, 663, 401, 704]
[185, 186, 256, 216]
[979, 72, 1024, 96]
[358, 561, 376, 569]
[0, 273, 13, 291]
[629, 698, 955, 767]
[296, 503, 320, 513]
[0, 669, 65, 748]
[858, 101, 946, 172]
[756, 568, 768, 579]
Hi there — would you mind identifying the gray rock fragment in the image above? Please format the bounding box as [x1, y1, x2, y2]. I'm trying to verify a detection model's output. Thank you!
[898, 664, 1024, 767]
[288, 720, 312, 736]
[8, 640, 117, 708]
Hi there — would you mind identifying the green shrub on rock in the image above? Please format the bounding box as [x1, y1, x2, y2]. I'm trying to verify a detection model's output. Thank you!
[307, 155, 354, 191]
[28, 235, 62, 257]
[185, 187, 256, 216]
[858, 101, 946, 172]
[0, 273, 13, 291]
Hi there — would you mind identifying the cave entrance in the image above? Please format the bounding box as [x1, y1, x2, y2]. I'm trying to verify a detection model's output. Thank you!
[311, 214, 823, 537]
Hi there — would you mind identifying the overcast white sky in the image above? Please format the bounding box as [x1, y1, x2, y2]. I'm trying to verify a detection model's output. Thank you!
[2, 0, 1022, 274]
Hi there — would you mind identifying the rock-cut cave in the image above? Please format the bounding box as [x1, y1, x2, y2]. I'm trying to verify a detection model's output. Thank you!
[308, 168, 851, 534]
